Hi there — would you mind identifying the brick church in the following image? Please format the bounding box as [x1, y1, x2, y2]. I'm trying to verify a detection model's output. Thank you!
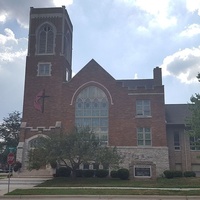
[16, 6, 200, 178]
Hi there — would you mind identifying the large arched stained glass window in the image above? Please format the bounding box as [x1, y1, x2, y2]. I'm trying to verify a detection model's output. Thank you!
[75, 86, 108, 143]
[37, 23, 55, 54]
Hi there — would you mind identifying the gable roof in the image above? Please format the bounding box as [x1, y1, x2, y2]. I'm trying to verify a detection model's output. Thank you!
[165, 104, 191, 125]
[71, 59, 115, 81]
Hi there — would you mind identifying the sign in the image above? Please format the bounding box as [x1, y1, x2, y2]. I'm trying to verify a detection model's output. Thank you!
[7, 153, 15, 165]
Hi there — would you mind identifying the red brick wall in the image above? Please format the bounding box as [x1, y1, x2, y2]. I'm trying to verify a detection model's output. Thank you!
[21, 8, 167, 149]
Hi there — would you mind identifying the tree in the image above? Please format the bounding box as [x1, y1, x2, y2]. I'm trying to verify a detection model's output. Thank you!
[186, 73, 200, 139]
[28, 127, 121, 176]
[0, 111, 21, 165]
[188, 94, 200, 135]
[197, 73, 200, 81]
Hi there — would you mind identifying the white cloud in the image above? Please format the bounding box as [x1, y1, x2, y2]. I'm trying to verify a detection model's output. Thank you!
[134, 73, 138, 79]
[53, 0, 73, 7]
[0, 28, 17, 45]
[161, 47, 200, 83]
[186, 0, 200, 15]
[137, 26, 150, 35]
[0, 27, 27, 121]
[180, 24, 200, 37]
[0, 12, 7, 23]
[117, 0, 177, 29]
[0, 28, 27, 63]
[0, 28, 27, 68]
[0, 0, 73, 28]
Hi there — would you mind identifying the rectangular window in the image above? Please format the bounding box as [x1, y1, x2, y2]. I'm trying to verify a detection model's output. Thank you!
[37, 63, 51, 76]
[190, 136, 200, 150]
[174, 131, 180, 150]
[134, 165, 151, 178]
[83, 163, 89, 170]
[137, 127, 152, 146]
[136, 100, 151, 117]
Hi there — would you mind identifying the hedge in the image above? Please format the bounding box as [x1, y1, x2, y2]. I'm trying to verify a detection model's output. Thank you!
[110, 170, 118, 178]
[83, 170, 94, 177]
[95, 169, 109, 178]
[117, 168, 129, 180]
[183, 171, 196, 177]
[56, 167, 71, 177]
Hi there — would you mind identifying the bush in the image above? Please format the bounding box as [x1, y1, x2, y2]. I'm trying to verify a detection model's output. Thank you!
[163, 170, 174, 179]
[95, 169, 109, 178]
[13, 161, 22, 172]
[57, 167, 71, 177]
[163, 170, 183, 178]
[110, 170, 118, 178]
[83, 170, 94, 177]
[184, 171, 196, 177]
[117, 168, 129, 180]
[173, 171, 183, 177]
[75, 169, 83, 177]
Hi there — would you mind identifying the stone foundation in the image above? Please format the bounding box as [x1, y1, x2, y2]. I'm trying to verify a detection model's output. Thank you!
[117, 146, 169, 178]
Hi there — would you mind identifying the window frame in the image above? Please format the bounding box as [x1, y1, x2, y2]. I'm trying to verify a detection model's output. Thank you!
[134, 165, 152, 178]
[190, 136, 200, 151]
[136, 100, 151, 117]
[137, 127, 152, 146]
[36, 23, 56, 55]
[37, 62, 52, 76]
[174, 131, 181, 150]
[75, 86, 109, 143]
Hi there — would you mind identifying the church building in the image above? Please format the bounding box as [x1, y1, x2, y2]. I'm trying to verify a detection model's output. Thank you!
[16, 6, 200, 178]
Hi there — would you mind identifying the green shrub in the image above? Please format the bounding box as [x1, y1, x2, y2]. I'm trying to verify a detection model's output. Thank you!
[184, 171, 196, 177]
[95, 169, 109, 178]
[110, 170, 118, 178]
[117, 168, 129, 180]
[83, 170, 94, 177]
[163, 170, 174, 179]
[57, 167, 71, 177]
[75, 169, 83, 177]
[163, 170, 183, 178]
[13, 161, 22, 172]
[173, 171, 183, 177]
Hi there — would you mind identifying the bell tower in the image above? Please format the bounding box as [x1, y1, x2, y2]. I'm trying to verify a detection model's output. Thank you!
[17, 6, 73, 169]
[22, 6, 73, 127]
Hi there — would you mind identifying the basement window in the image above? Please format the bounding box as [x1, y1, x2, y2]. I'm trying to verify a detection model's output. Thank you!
[134, 165, 151, 178]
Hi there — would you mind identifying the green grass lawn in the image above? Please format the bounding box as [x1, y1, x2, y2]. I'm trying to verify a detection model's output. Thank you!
[7, 177, 200, 196]
[8, 188, 200, 196]
[37, 177, 200, 188]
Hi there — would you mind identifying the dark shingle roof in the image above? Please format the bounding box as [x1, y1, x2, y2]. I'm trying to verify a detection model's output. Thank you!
[165, 104, 191, 125]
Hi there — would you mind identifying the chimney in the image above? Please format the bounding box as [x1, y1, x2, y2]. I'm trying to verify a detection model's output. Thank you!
[153, 67, 162, 86]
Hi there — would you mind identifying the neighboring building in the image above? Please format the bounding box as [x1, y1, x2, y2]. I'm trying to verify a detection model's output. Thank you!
[16, 6, 199, 178]
[165, 104, 200, 176]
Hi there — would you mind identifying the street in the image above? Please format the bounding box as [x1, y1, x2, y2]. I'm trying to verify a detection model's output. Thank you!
[0, 195, 200, 200]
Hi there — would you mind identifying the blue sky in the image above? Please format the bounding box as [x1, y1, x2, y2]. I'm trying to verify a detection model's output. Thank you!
[0, 0, 200, 122]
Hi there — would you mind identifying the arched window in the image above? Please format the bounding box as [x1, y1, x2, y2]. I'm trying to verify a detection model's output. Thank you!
[28, 137, 40, 149]
[75, 86, 108, 143]
[37, 23, 55, 54]
[64, 31, 71, 63]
